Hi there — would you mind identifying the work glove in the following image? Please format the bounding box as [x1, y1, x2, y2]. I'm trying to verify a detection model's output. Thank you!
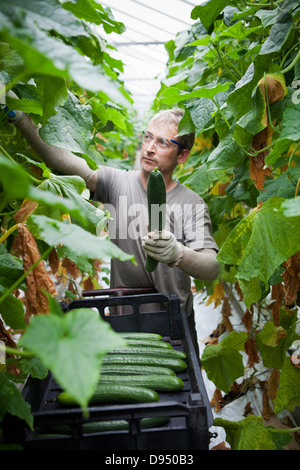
[142, 230, 183, 266]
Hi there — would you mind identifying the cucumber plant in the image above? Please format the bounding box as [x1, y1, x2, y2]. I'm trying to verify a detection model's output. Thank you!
[0, 0, 138, 443]
[153, 0, 300, 450]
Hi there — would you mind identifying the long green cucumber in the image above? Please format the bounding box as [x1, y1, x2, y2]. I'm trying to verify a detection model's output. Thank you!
[57, 384, 159, 406]
[100, 364, 176, 376]
[119, 332, 162, 341]
[102, 354, 187, 372]
[146, 167, 166, 272]
[99, 374, 184, 391]
[42, 416, 170, 435]
[82, 416, 169, 432]
[122, 339, 173, 349]
[108, 346, 186, 360]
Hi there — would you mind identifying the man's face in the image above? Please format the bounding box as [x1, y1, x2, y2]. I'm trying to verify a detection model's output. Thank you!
[140, 122, 187, 177]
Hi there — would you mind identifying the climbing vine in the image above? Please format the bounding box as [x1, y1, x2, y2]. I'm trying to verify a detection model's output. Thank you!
[154, 0, 300, 449]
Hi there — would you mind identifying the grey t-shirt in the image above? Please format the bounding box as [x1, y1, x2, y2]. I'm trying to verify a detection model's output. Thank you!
[94, 166, 218, 316]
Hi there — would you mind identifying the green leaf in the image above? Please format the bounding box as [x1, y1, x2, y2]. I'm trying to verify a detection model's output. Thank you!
[214, 415, 291, 450]
[217, 197, 300, 305]
[255, 8, 280, 28]
[19, 305, 126, 409]
[186, 98, 215, 135]
[1, 0, 88, 38]
[265, 102, 300, 165]
[0, 372, 33, 428]
[5, 96, 42, 116]
[0, 156, 86, 224]
[274, 355, 300, 414]
[158, 82, 230, 106]
[39, 91, 93, 155]
[28, 186, 86, 224]
[0, 154, 31, 200]
[2, 15, 129, 104]
[20, 356, 48, 379]
[0, 288, 26, 330]
[41, 76, 68, 123]
[207, 130, 246, 177]
[191, 0, 229, 30]
[256, 322, 288, 368]
[183, 164, 212, 195]
[227, 57, 266, 121]
[259, 11, 293, 56]
[36, 174, 109, 233]
[27, 214, 135, 264]
[257, 173, 296, 202]
[280, 197, 300, 217]
[220, 330, 247, 352]
[257, 306, 298, 368]
[201, 343, 244, 393]
[0, 244, 23, 289]
[61, 0, 126, 34]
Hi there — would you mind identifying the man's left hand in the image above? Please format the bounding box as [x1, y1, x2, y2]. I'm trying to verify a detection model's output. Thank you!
[142, 230, 183, 265]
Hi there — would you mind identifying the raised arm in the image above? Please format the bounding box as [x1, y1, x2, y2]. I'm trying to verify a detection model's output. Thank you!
[5, 91, 98, 192]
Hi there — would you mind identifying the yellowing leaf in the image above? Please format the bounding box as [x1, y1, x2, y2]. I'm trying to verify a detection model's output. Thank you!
[205, 281, 225, 308]
[258, 322, 286, 347]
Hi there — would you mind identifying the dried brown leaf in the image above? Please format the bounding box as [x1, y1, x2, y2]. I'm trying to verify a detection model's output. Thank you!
[0, 317, 17, 349]
[262, 390, 274, 420]
[281, 252, 300, 305]
[13, 199, 38, 223]
[244, 337, 260, 368]
[221, 296, 233, 332]
[234, 281, 243, 301]
[14, 224, 57, 319]
[267, 368, 280, 401]
[242, 308, 253, 332]
[210, 388, 223, 412]
[62, 258, 81, 279]
[258, 74, 287, 106]
[211, 441, 231, 450]
[82, 276, 94, 291]
[271, 282, 285, 325]
[243, 401, 254, 417]
[48, 248, 60, 275]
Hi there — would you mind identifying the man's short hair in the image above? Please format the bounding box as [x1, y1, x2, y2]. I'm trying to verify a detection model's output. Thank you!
[148, 108, 195, 151]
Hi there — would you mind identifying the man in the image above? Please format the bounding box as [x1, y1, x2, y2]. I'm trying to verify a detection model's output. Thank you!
[6, 96, 219, 351]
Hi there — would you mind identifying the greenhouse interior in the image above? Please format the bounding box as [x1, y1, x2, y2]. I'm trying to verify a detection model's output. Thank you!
[0, 0, 300, 453]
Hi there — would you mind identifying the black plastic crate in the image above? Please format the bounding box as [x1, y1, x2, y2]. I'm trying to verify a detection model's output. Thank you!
[3, 292, 213, 450]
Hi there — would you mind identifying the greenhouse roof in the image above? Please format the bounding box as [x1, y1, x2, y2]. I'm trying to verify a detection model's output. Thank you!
[99, 0, 200, 120]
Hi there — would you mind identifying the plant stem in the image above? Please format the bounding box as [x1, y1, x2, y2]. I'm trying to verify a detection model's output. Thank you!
[212, 45, 240, 83]
[0, 245, 53, 304]
[243, 139, 276, 157]
[0, 144, 42, 184]
[288, 142, 300, 169]
[269, 426, 300, 434]
[0, 223, 19, 243]
[295, 177, 300, 198]
[280, 42, 300, 69]
[212, 98, 231, 130]
[263, 73, 279, 134]
[1, 345, 35, 358]
[0, 143, 16, 164]
[281, 48, 300, 74]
